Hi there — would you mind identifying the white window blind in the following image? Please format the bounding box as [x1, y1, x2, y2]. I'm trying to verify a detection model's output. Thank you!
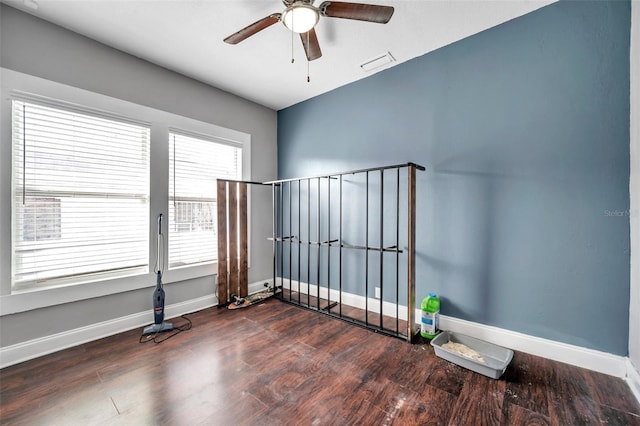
[169, 131, 242, 268]
[12, 99, 150, 290]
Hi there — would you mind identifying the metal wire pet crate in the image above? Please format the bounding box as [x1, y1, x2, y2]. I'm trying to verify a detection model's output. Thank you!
[266, 162, 424, 342]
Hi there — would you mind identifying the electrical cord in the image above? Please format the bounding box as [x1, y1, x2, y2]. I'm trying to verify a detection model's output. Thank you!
[139, 314, 192, 344]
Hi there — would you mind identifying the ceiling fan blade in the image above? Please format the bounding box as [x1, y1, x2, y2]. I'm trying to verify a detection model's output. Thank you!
[224, 13, 281, 45]
[319, 2, 394, 24]
[300, 28, 322, 61]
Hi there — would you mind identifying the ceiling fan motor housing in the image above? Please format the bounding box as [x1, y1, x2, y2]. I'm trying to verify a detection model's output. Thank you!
[282, 2, 320, 33]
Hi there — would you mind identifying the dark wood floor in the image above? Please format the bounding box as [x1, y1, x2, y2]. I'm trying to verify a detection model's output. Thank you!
[1, 299, 639, 425]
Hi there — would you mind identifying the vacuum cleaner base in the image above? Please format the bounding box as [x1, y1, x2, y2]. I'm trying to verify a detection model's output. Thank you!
[142, 322, 173, 336]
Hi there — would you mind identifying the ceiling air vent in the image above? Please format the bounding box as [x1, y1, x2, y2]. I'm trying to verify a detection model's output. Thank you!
[360, 52, 395, 72]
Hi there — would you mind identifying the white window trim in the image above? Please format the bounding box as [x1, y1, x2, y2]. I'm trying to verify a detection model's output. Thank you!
[0, 68, 251, 315]
[167, 128, 243, 270]
[11, 97, 152, 291]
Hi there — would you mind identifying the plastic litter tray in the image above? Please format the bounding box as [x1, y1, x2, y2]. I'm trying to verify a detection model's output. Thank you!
[431, 331, 514, 379]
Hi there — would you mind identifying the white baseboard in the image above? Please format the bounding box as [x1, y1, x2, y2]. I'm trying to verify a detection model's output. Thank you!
[627, 359, 640, 404]
[2, 277, 632, 385]
[434, 311, 627, 378]
[0, 278, 278, 369]
[278, 277, 627, 378]
[0, 294, 216, 369]
[248, 279, 274, 294]
[279, 277, 408, 319]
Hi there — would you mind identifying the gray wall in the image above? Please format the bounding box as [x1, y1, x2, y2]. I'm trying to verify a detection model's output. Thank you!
[278, 0, 631, 355]
[0, 5, 277, 347]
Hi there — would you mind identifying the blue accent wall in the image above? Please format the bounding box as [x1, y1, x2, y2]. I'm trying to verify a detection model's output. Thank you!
[277, 0, 631, 355]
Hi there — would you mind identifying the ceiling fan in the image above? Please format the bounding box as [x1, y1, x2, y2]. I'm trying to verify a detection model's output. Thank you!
[223, 1, 394, 62]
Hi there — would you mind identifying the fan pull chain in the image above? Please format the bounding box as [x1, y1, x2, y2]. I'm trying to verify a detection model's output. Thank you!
[306, 32, 310, 83]
[290, 13, 295, 63]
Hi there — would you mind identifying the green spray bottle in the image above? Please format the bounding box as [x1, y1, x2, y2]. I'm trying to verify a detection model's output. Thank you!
[420, 293, 440, 339]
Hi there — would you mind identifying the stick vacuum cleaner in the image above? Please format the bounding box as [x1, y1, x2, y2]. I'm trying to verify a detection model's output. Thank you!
[143, 214, 173, 336]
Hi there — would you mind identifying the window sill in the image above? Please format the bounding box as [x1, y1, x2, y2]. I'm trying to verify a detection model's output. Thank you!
[0, 263, 217, 315]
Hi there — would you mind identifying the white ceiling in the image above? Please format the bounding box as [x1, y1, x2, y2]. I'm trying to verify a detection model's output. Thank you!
[1, 0, 555, 110]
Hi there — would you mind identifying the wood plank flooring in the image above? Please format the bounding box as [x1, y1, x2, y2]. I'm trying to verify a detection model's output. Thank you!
[1, 299, 639, 425]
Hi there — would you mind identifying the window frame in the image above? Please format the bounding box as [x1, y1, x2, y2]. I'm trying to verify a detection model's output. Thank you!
[0, 68, 251, 315]
[167, 129, 243, 270]
[10, 96, 152, 292]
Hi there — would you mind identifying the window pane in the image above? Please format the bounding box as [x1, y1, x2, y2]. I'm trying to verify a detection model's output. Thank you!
[168, 132, 241, 268]
[22, 197, 61, 241]
[12, 100, 150, 290]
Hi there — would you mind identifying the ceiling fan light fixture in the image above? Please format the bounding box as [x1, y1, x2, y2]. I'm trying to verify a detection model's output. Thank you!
[282, 3, 319, 34]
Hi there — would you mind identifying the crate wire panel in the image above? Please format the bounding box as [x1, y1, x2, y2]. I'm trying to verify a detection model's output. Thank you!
[267, 163, 424, 342]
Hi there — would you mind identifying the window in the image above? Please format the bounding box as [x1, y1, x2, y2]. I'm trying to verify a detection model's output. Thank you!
[12, 99, 150, 290]
[173, 201, 215, 232]
[23, 197, 61, 241]
[168, 131, 241, 268]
